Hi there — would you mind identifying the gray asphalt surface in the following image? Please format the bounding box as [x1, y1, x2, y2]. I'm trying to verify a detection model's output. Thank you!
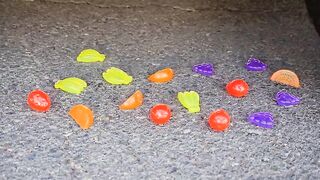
[1, 0, 320, 179]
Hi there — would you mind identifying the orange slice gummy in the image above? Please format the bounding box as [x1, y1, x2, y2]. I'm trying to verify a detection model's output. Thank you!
[148, 68, 174, 83]
[270, 69, 300, 88]
[68, 104, 94, 129]
[119, 90, 144, 110]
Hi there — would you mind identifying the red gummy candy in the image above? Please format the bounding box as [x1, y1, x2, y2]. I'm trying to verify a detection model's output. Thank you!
[226, 79, 249, 97]
[208, 109, 231, 132]
[27, 89, 51, 112]
[149, 104, 171, 125]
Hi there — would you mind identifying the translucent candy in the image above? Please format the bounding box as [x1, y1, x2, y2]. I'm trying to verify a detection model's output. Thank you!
[248, 112, 274, 129]
[275, 90, 300, 107]
[208, 109, 231, 132]
[27, 89, 51, 112]
[149, 104, 171, 125]
[148, 68, 174, 83]
[102, 67, 133, 85]
[177, 91, 200, 113]
[69, 104, 94, 129]
[119, 90, 144, 110]
[76, 49, 106, 63]
[226, 79, 249, 98]
[245, 58, 267, 71]
[54, 77, 87, 95]
[192, 63, 214, 76]
[270, 69, 300, 88]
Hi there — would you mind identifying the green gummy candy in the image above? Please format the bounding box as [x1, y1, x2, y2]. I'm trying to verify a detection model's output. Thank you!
[77, 49, 106, 63]
[102, 67, 133, 85]
[54, 77, 87, 95]
[177, 91, 200, 113]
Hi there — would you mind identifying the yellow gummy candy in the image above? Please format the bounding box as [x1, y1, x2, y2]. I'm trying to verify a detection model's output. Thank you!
[77, 49, 106, 63]
[177, 91, 200, 113]
[54, 77, 87, 95]
[102, 67, 133, 85]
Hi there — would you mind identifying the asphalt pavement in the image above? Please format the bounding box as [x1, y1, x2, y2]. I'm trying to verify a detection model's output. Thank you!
[0, 0, 319, 179]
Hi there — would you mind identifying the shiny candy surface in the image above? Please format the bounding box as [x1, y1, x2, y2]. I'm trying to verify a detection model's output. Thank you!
[177, 91, 200, 113]
[119, 90, 144, 110]
[148, 68, 174, 83]
[275, 90, 300, 107]
[54, 77, 87, 95]
[226, 79, 249, 97]
[102, 67, 133, 85]
[248, 112, 274, 129]
[245, 58, 267, 71]
[208, 109, 231, 132]
[27, 89, 51, 112]
[76, 49, 106, 62]
[192, 63, 214, 76]
[149, 104, 172, 125]
[69, 104, 94, 129]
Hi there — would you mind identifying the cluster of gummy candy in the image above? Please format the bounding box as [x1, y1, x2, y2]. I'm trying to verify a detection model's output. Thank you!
[27, 49, 301, 131]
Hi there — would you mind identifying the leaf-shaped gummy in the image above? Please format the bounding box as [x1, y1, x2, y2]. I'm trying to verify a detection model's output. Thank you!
[54, 77, 87, 95]
[177, 91, 200, 113]
[77, 49, 106, 63]
[102, 67, 133, 85]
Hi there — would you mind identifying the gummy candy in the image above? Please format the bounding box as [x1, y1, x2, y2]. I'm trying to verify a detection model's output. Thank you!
[69, 104, 94, 129]
[102, 67, 133, 85]
[275, 90, 300, 107]
[54, 77, 87, 95]
[192, 63, 214, 76]
[119, 90, 144, 110]
[149, 104, 171, 125]
[245, 58, 267, 71]
[177, 91, 200, 113]
[148, 68, 174, 83]
[77, 49, 106, 63]
[248, 112, 274, 129]
[208, 109, 231, 132]
[270, 69, 300, 88]
[27, 89, 51, 112]
[226, 79, 249, 98]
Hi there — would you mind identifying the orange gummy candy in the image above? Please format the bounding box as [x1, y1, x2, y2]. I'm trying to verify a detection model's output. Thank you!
[119, 90, 144, 110]
[68, 104, 94, 129]
[270, 69, 300, 88]
[148, 68, 174, 83]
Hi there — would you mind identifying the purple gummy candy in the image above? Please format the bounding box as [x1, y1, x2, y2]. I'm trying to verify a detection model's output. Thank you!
[276, 90, 300, 107]
[248, 112, 274, 129]
[192, 63, 214, 76]
[245, 58, 267, 71]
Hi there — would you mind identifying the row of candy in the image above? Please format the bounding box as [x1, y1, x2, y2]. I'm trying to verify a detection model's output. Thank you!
[27, 49, 301, 131]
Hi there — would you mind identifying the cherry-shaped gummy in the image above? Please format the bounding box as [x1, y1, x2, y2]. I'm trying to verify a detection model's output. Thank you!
[226, 79, 249, 97]
[27, 89, 51, 112]
[149, 104, 171, 125]
[208, 109, 231, 131]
